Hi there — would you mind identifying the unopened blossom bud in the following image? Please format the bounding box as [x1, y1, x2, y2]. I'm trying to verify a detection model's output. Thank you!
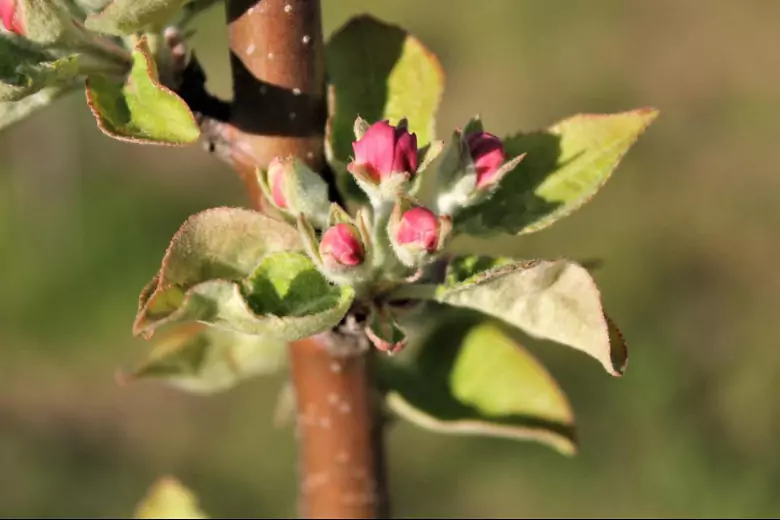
[349, 120, 418, 183]
[1, 0, 22, 35]
[465, 131, 506, 188]
[395, 207, 440, 253]
[319, 223, 365, 268]
[266, 157, 288, 209]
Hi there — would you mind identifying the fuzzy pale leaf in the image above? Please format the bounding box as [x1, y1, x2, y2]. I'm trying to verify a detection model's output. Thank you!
[127, 323, 287, 394]
[134, 206, 302, 337]
[86, 0, 189, 35]
[382, 314, 576, 455]
[435, 256, 628, 376]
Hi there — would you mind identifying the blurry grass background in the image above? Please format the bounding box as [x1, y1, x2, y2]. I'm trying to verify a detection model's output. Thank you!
[2, 0, 780, 516]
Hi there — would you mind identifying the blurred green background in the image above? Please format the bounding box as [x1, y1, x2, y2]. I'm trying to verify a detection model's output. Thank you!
[2, 0, 780, 517]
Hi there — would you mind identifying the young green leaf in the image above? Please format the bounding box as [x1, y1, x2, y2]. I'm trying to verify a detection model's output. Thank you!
[325, 15, 444, 196]
[0, 54, 79, 101]
[381, 314, 576, 455]
[85, 36, 200, 145]
[0, 34, 79, 101]
[435, 255, 628, 376]
[86, 0, 188, 36]
[125, 323, 287, 394]
[456, 108, 658, 236]
[134, 206, 302, 336]
[246, 252, 351, 319]
[136, 255, 354, 343]
[134, 476, 209, 519]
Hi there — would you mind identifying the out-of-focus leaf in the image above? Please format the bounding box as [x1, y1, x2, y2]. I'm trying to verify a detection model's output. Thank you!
[126, 323, 287, 394]
[381, 313, 577, 455]
[0, 82, 77, 133]
[134, 476, 208, 519]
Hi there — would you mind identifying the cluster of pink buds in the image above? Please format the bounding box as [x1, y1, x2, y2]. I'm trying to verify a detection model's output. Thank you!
[264, 116, 520, 356]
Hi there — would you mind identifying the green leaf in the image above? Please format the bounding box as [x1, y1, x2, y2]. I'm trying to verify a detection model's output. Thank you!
[0, 54, 79, 102]
[85, 36, 199, 145]
[125, 323, 287, 394]
[134, 207, 302, 336]
[137, 255, 354, 343]
[0, 82, 77, 133]
[435, 255, 627, 376]
[134, 476, 209, 519]
[456, 108, 658, 236]
[86, 0, 188, 35]
[246, 252, 349, 318]
[382, 314, 576, 455]
[325, 15, 444, 197]
[0, 35, 80, 101]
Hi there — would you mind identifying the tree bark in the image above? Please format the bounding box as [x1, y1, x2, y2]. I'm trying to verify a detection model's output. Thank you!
[223, 1, 389, 517]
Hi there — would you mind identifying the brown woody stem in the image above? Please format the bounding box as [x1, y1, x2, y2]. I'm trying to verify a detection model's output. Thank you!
[223, 1, 389, 517]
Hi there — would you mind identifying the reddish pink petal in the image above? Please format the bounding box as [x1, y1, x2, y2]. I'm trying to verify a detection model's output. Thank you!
[466, 132, 506, 188]
[320, 224, 364, 267]
[396, 207, 439, 252]
[1, 0, 22, 35]
[352, 120, 396, 176]
[267, 159, 288, 209]
[393, 131, 418, 173]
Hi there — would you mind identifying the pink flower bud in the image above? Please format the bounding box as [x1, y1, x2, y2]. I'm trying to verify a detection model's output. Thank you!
[1, 0, 23, 35]
[465, 131, 506, 188]
[319, 223, 364, 267]
[396, 207, 440, 253]
[350, 120, 418, 182]
[267, 157, 288, 209]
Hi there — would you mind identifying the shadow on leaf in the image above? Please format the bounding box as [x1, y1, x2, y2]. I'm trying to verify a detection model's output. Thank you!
[457, 131, 564, 235]
[380, 309, 578, 455]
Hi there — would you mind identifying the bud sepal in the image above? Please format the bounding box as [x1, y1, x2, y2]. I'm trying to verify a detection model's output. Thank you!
[298, 210, 374, 288]
[435, 115, 525, 216]
[365, 303, 408, 356]
[258, 155, 331, 228]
